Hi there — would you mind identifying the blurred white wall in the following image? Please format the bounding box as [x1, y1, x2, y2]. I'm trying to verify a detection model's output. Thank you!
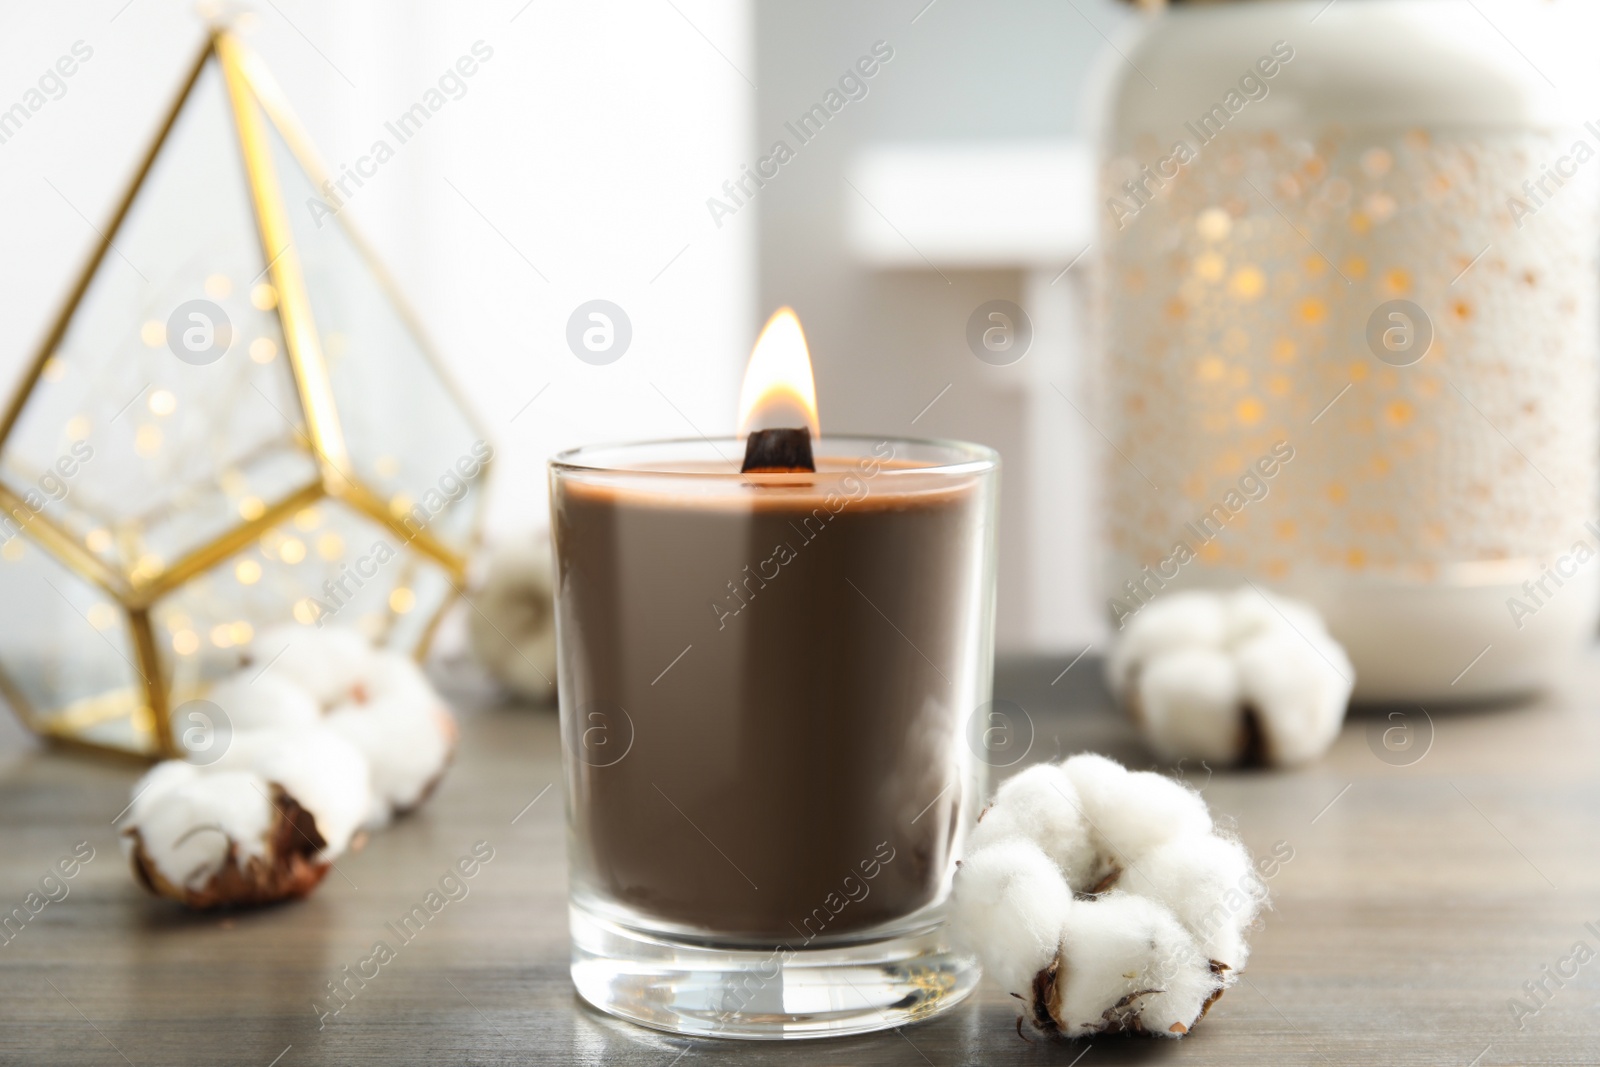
[0, 0, 753, 546]
[752, 0, 1132, 652]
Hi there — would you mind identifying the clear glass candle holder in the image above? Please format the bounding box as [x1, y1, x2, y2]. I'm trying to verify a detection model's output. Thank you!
[549, 435, 998, 1040]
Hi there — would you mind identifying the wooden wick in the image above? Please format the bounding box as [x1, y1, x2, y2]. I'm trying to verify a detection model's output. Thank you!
[741, 428, 815, 473]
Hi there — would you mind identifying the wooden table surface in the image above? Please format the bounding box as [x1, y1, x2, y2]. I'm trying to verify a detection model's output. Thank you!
[2, 652, 1598, 1066]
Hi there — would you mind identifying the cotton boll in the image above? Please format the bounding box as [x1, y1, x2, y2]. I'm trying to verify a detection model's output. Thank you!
[952, 840, 1073, 999]
[125, 759, 202, 818]
[1223, 587, 1327, 650]
[966, 764, 1099, 891]
[326, 648, 457, 825]
[353, 649, 433, 705]
[123, 770, 275, 889]
[468, 537, 558, 702]
[327, 693, 456, 826]
[194, 672, 321, 735]
[1060, 754, 1212, 870]
[1135, 649, 1245, 763]
[247, 625, 373, 706]
[1236, 630, 1354, 766]
[214, 727, 370, 858]
[1105, 591, 1227, 697]
[1136, 835, 1261, 970]
[1051, 892, 1222, 1038]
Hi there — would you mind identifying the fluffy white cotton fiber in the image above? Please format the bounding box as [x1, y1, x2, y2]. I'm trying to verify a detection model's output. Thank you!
[954, 752, 1252, 1039]
[121, 627, 457, 908]
[1111, 586, 1354, 767]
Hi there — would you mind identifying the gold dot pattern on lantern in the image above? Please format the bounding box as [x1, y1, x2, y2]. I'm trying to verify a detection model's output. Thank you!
[172, 629, 199, 655]
[1, 541, 23, 562]
[42, 357, 66, 382]
[238, 496, 265, 521]
[204, 274, 232, 299]
[134, 425, 162, 457]
[147, 389, 176, 416]
[250, 283, 278, 310]
[1101, 127, 1597, 583]
[1197, 207, 1232, 241]
[140, 321, 165, 347]
[293, 598, 319, 625]
[86, 603, 117, 631]
[294, 508, 321, 531]
[1228, 266, 1266, 300]
[235, 558, 262, 585]
[389, 587, 416, 614]
[279, 537, 306, 564]
[65, 416, 90, 441]
[317, 533, 345, 560]
[249, 337, 277, 363]
[85, 528, 111, 553]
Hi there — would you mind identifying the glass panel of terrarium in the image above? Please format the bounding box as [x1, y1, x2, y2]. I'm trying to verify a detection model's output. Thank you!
[0, 534, 153, 753]
[254, 104, 487, 556]
[0, 56, 315, 587]
[149, 497, 456, 702]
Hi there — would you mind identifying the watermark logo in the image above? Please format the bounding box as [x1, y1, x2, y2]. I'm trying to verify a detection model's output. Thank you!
[173, 699, 232, 766]
[965, 699, 1035, 768]
[966, 300, 1031, 366]
[566, 300, 631, 365]
[573, 699, 634, 767]
[1365, 707, 1433, 767]
[1365, 299, 1432, 367]
[166, 299, 233, 366]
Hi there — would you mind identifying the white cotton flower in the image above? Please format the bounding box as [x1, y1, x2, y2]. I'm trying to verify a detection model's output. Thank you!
[1052, 893, 1225, 1038]
[120, 725, 369, 909]
[1134, 834, 1260, 971]
[951, 840, 1073, 999]
[966, 763, 1099, 891]
[1113, 586, 1354, 767]
[467, 536, 557, 703]
[1235, 629, 1353, 766]
[1134, 649, 1243, 764]
[1061, 754, 1212, 865]
[192, 672, 321, 736]
[124, 628, 458, 910]
[247, 624, 374, 706]
[327, 650, 457, 826]
[122, 769, 276, 890]
[954, 752, 1253, 1040]
[213, 727, 370, 858]
[1105, 591, 1227, 698]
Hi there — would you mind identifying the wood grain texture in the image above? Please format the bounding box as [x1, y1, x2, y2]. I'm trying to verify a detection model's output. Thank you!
[2, 654, 1599, 1066]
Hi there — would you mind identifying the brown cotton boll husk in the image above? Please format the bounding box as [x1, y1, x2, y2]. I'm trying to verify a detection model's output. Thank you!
[127, 785, 329, 909]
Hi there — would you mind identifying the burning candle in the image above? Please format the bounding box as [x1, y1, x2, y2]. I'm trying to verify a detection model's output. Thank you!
[550, 308, 998, 1040]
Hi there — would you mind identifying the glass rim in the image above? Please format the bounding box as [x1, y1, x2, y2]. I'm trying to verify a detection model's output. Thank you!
[549, 434, 999, 479]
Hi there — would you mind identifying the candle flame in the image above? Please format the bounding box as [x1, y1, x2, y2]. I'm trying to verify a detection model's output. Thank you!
[737, 307, 820, 439]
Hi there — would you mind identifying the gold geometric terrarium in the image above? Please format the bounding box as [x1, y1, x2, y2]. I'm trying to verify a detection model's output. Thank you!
[0, 30, 490, 758]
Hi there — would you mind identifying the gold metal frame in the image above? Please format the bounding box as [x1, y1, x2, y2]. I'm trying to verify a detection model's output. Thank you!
[0, 29, 492, 759]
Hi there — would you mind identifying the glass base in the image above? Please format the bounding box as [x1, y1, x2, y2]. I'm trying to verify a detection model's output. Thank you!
[569, 903, 980, 1040]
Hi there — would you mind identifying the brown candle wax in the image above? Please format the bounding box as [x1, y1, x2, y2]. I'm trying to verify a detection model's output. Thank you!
[553, 444, 991, 943]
